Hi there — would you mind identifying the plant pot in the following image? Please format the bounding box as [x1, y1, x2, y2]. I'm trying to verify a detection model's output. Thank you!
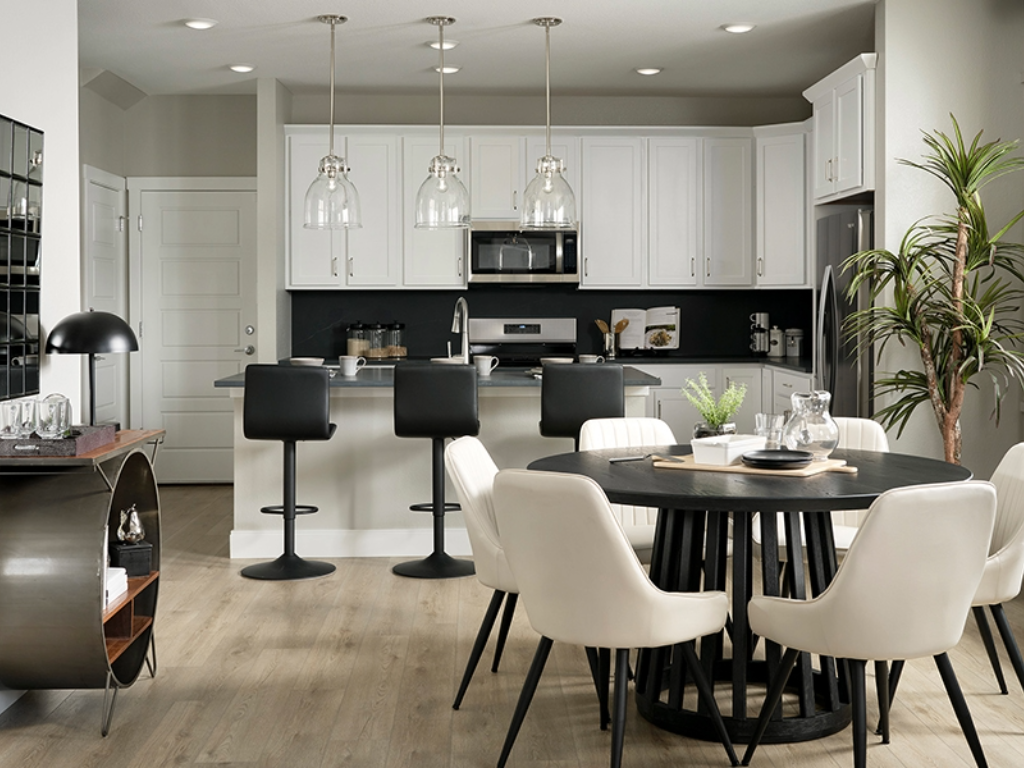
[693, 422, 737, 440]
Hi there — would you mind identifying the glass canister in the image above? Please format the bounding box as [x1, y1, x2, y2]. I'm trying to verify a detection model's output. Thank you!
[367, 323, 387, 360]
[385, 322, 407, 359]
[346, 321, 369, 357]
[782, 390, 839, 460]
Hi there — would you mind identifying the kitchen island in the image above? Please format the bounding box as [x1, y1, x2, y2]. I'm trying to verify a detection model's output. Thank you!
[215, 365, 660, 559]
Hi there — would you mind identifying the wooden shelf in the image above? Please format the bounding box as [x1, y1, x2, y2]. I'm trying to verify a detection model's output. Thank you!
[105, 616, 153, 664]
[102, 570, 158, 623]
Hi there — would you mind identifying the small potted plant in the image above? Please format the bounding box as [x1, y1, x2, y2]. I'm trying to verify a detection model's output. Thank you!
[683, 372, 747, 439]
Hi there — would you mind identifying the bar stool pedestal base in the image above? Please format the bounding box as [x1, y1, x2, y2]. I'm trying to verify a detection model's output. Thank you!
[241, 554, 336, 581]
[393, 552, 475, 579]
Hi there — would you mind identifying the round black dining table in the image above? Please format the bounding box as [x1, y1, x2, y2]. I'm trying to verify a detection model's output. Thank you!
[527, 446, 972, 745]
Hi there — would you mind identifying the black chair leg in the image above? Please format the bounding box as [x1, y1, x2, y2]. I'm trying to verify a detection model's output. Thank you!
[681, 641, 739, 766]
[974, 606, 1009, 694]
[877, 658, 905, 734]
[393, 438, 475, 579]
[611, 649, 630, 768]
[498, 636, 553, 768]
[990, 603, 1024, 694]
[742, 646, 800, 766]
[492, 593, 518, 673]
[453, 590, 505, 710]
[849, 659, 868, 768]
[934, 652, 988, 768]
[874, 660, 890, 744]
[585, 647, 611, 730]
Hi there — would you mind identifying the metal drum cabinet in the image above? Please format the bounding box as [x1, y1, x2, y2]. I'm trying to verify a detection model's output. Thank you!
[0, 429, 164, 735]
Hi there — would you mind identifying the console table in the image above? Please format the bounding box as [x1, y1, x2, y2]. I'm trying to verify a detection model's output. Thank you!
[0, 429, 165, 735]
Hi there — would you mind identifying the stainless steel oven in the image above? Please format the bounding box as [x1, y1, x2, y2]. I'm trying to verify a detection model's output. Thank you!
[469, 222, 579, 284]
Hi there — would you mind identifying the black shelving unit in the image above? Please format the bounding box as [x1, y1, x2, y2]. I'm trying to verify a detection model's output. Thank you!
[0, 113, 42, 401]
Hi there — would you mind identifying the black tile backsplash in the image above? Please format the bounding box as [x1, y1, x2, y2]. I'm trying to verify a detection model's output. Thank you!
[290, 286, 813, 360]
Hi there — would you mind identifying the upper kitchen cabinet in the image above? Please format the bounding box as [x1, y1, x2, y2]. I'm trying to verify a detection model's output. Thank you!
[285, 128, 401, 289]
[703, 137, 753, 286]
[754, 126, 808, 287]
[579, 136, 643, 288]
[402, 133, 469, 288]
[803, 53, 877, 203]
[469, 135, 525, 220]
[647, 137, 700, 287]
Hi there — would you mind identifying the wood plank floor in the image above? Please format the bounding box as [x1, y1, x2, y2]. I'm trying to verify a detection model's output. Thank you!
[2, 484, 1024, 766]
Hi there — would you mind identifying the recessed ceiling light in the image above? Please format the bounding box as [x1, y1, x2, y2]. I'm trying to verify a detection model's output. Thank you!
[183, 18, 218, 30]
[230, 64, 256, 73]
[636, 68, 662, 76]
[429, 40, 458, 50]
[722, 23, 756, 34]
[435, 66, 460, 74]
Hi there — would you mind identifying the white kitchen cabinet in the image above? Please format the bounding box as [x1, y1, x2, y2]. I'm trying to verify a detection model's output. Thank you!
[755, 129, 807, 287]
[722, 365, 762, 433]
[647, 137, 700, 287]
[346, 134, 402, 287]
[470, 135, 525, 220]
[286, 129, 343, 288]
[803, 53, 876, 202]
[769, 368, 814, 417]
[285, 129, 401, 289]
[402, 133, 469, 288]
[633, 364, 716, 440]
[580, 137, 644, 288]
[703, 137, 753, 286]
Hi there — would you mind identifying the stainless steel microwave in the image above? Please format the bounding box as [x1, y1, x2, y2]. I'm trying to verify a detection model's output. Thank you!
[469, 222, 579, 284]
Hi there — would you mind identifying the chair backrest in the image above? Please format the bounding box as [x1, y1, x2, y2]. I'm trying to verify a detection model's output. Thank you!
[243, 364, 334, 442]
[579, 417, 676, 526]
[808, 480, 995, 660]
[977, 442, 1024, 604]
[394, 362, 480, 439]
[493, 468, 727, 649]
[832, 417, 889, 527]
[539, 364, 624, 447]
[444, 437, 516, 593]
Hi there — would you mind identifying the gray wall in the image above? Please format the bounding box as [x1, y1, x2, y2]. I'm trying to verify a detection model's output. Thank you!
[876, 0, 1024, 476]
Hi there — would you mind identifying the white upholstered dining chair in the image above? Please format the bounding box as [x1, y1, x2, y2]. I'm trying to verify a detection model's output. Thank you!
[741, 480, 996, 768]
[578, 417, 677, 564]
[492, 468, 738, 768]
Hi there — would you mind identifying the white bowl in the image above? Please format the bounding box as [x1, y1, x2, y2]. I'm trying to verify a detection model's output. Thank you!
[690, 434, 766, 466]
[289, 357, 324, 366]
[430, 357, 465, 364]
[540, 357, 574, 365]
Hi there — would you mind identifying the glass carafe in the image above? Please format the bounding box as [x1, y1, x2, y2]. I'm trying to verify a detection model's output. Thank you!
[782, 390, 839, 460]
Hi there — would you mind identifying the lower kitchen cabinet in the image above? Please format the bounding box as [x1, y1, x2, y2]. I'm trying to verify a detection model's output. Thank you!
[768, 367, 814, 417]
[722, 365, 762, 432]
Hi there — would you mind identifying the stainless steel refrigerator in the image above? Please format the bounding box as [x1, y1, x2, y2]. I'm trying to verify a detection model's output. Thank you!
[815, 208, 873, 417]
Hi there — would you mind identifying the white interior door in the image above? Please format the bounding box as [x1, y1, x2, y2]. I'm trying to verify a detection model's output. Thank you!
[82, 166, 128, 427]
[131, 180, 257, 483]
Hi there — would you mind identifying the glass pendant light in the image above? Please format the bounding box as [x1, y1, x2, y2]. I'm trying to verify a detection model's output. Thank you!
[521, 18, 576, 230]
[304, 15, 361, 229]
[414, 16, 470, 229]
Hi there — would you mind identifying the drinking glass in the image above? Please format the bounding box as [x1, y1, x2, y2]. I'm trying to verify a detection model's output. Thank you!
[0, 401, 22, 439]
[37, 393, 71, 439]
[755, 412, 785, 450]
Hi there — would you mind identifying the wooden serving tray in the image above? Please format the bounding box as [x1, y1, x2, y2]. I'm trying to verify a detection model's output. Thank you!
[652, 454, 857, 477]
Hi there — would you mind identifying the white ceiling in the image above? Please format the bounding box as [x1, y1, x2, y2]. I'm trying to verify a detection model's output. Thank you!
[78, 0, 877, 100]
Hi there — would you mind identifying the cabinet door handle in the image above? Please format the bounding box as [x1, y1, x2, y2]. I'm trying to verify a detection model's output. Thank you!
[331, 256, 338, 278]
[657, 401, 662, 419]
[348, 257, 354, 278]
[585, 257, 589, 277]
[757, 257, 763, 277]
[705, 257, 711, 278]
[513, 190, 517, 210]
[457, 256, 463, 278]
[690, 257, 696, 278]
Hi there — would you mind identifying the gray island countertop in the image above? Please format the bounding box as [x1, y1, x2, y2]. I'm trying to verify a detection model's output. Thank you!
[214, 364, 662, 389]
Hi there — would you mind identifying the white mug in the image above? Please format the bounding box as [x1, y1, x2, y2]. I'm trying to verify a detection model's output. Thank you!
[339, 355, 366, 377]
[578, 354, 605, 364]
[474, 355, 499, 376]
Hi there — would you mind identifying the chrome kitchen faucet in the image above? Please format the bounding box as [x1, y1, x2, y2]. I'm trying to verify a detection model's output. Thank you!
[452, 296, 470, 364]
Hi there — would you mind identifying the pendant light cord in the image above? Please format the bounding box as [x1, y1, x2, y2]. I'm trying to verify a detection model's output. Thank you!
[328, 18, 336, 158]
[545, 22, 552, 157]
[438, 22, 446, 153]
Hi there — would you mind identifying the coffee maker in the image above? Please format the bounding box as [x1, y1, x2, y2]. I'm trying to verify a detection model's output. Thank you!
[749, 312, 769, 355]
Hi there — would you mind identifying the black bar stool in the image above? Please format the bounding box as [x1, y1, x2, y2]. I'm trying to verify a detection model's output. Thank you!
[240, 364, 337, 581]
[393, 362, 479, 579]
[540, 364, 625, 450]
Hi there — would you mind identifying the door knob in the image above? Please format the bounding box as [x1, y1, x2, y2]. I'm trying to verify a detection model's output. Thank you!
[234, 345, 255, 355]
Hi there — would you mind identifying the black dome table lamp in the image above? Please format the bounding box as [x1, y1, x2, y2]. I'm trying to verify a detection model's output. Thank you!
[45, 310, 138, 426]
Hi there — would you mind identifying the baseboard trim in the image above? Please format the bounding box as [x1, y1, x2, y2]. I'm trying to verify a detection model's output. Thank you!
[229, 528, 472, 559]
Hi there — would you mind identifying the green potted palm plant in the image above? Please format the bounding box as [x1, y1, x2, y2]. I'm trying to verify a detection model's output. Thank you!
[683, 372, 747, 438]
[844, 116, 1024, 464]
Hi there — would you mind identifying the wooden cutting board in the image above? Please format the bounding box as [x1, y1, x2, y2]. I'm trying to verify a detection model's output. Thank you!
[651, 454, 857, 477]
